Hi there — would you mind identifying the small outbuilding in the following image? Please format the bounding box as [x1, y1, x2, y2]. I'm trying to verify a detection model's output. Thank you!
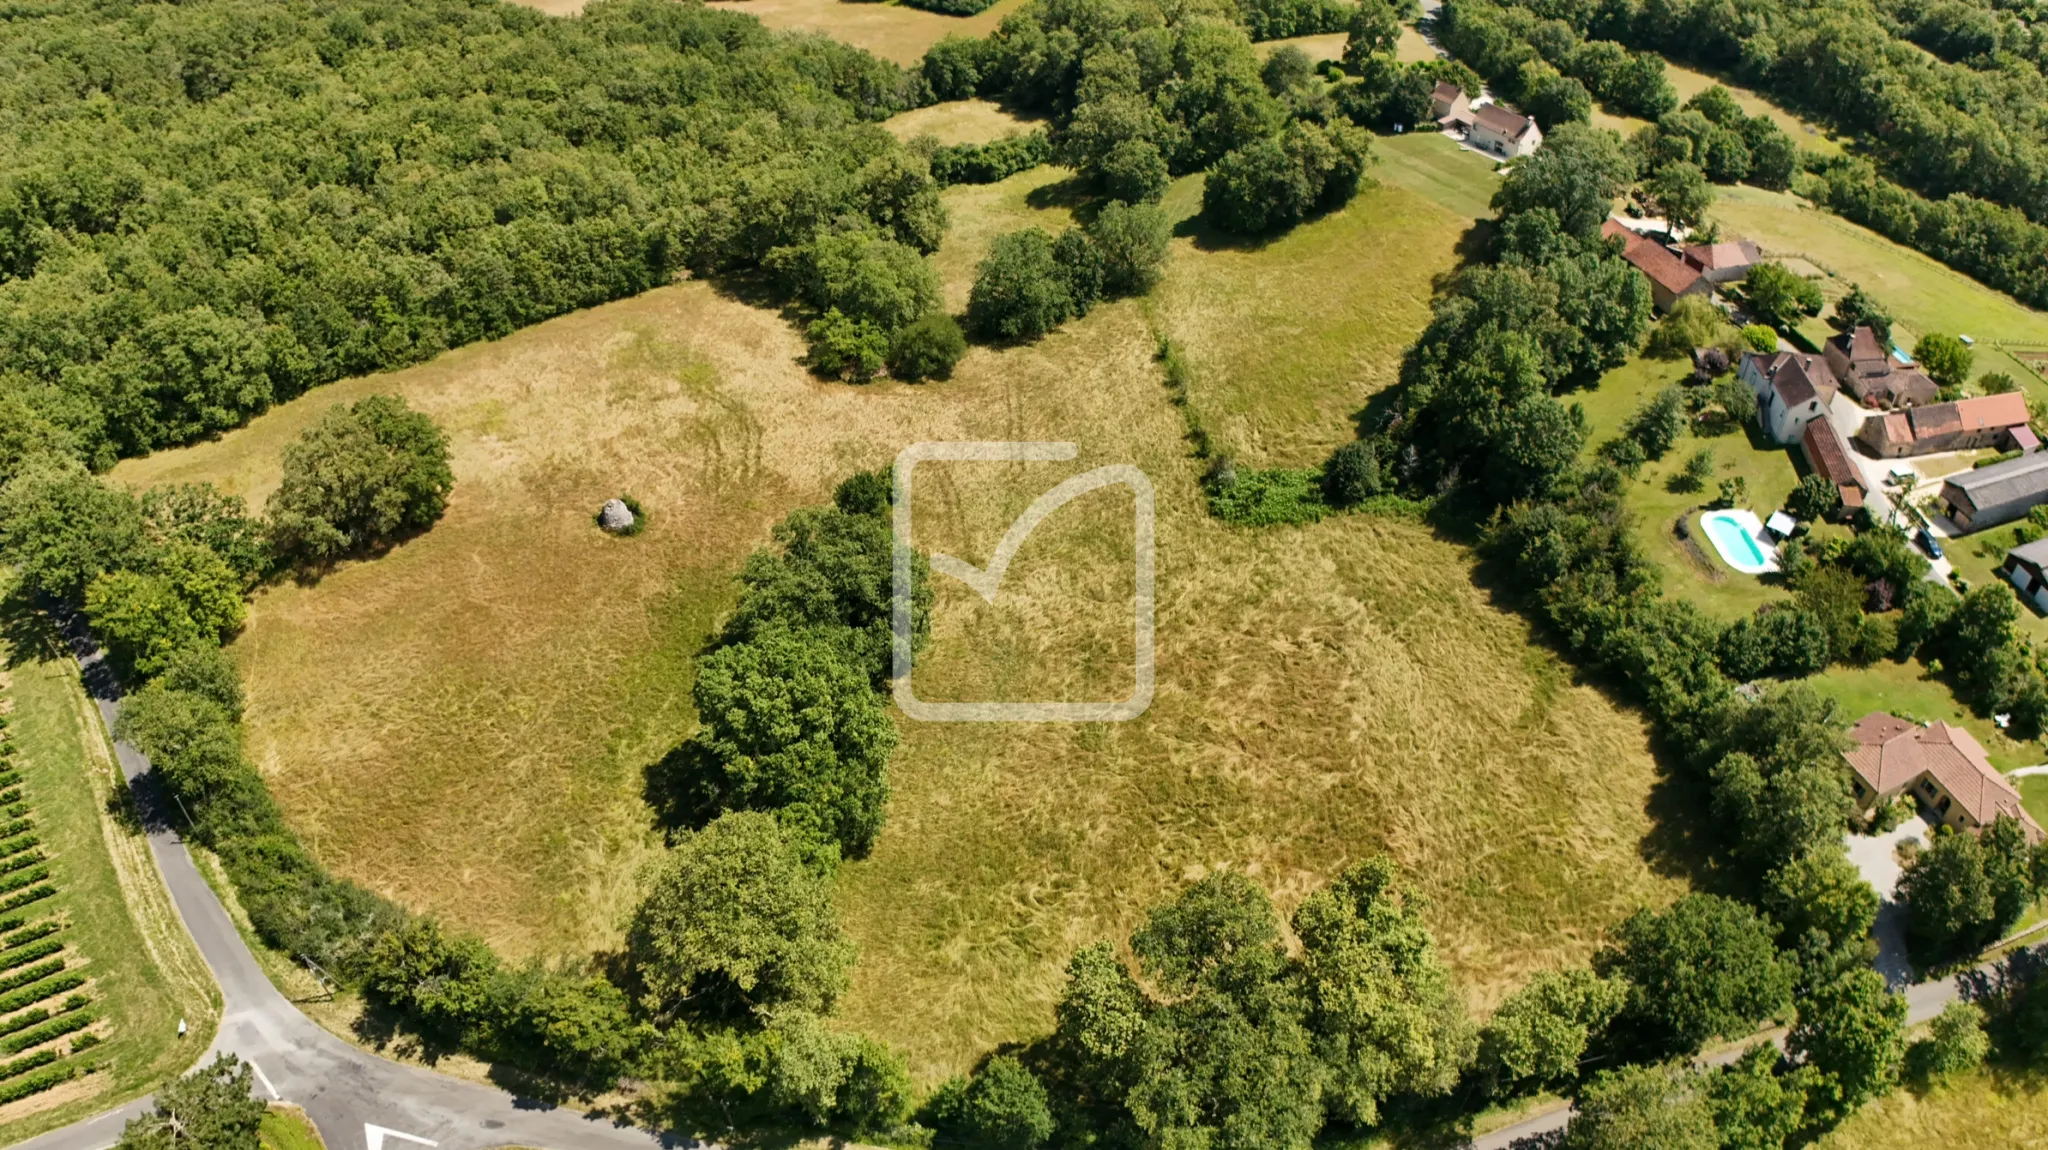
[2001, 537, 2048, 613]
[1681, 239, 1764, 285]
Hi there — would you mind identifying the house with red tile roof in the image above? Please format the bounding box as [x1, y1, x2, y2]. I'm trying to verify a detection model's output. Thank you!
[1601, 220, 1707, 312]
[1853, 393, 2032, 457]
[1681, 239, 1763, 285]
[1844, 713, 2042, 842]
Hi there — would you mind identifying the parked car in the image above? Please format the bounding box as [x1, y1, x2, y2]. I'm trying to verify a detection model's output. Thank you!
[1918, 527, 1945, 560]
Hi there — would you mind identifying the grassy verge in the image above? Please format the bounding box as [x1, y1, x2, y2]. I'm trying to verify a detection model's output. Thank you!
[261, 1105, 326, 1150]
[0, 595, 218, 1139]
[1819, 1066, 2048, 1149]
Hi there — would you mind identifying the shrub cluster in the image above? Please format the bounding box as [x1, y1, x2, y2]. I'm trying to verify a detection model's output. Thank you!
[1437, 0, 1677, 122]
[927, 860, 1474, 1148]
[966, 201, 1172, 342]
[921, 0, 1374, 230]
[928, 131, 1052, 186]
[2, 394, 450, 680]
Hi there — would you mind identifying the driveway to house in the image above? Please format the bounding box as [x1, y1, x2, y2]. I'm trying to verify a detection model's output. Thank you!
[1825, 394, 1956, 583]
[11, 619, 682, 1150]
[1846, 817, 1930, 988]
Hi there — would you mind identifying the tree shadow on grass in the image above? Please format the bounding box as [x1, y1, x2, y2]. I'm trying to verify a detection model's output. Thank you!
[1024, 173, 1097, 214]
[1457, 539, 1736, 899]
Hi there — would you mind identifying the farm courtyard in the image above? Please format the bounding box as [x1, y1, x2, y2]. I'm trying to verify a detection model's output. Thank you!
[110, 136, 1688, 1081]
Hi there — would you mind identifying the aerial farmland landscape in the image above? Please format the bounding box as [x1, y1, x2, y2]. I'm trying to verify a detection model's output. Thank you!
[5, 0, 2048, 1148]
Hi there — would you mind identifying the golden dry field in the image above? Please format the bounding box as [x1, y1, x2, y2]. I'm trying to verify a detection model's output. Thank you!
[883, 98, 1041, 146]
[111, 157, 1686, 1085]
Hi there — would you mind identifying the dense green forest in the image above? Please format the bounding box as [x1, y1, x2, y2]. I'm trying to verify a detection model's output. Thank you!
[0, 0, 934, 470]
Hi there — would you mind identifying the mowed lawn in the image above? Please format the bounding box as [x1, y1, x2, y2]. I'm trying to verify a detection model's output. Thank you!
[111, 162, 1687, 1085]
[1714, 185, 2048, 397]
[0, 601, 219, 1139]
[1573, 356, 1805, 623]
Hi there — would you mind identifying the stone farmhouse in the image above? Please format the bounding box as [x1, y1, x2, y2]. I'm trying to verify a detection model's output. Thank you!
[1740, 350, 1837, 444]
[1853, 393, 2032, 458]
[1601, 220, 1707, 312]
[1825, 325, 1939, 409]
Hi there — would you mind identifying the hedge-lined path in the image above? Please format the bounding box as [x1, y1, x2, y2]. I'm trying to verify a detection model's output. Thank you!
[11, 620, 684, 1150]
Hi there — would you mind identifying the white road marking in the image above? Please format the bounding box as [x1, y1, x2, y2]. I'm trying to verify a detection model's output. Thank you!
[249, 1060, 281, 1101]
[365, 1124, 439, 1150]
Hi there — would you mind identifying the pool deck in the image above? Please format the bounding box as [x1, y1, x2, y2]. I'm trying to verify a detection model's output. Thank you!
[1700, 508, 1780, 575]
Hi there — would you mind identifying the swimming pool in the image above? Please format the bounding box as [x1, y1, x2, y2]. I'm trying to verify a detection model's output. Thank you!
[1699, 509, 1778, 575]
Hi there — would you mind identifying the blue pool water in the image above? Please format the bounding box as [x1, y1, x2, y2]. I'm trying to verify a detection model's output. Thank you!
[1701, 511, 1769, 572]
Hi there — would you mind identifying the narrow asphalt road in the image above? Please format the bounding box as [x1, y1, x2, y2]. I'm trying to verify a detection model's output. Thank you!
[1466, 951, 2029, 1149]
[9, 621, 682, 1150]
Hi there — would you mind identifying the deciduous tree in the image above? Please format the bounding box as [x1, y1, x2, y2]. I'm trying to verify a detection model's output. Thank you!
[627, 811, 855, 1021]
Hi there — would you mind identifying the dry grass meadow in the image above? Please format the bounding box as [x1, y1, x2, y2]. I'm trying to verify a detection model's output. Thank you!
[110, 150, 1687, 1084]
[884, 98, 1039, 146]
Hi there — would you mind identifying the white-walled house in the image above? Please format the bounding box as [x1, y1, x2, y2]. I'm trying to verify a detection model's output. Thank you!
[1466, 104, 1543, 158]
[1740, 350, 1839, 445]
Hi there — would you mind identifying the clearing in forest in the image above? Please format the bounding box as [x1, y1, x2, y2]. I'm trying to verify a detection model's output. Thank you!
[111, 157, 1687, 1085]
[699, 0, 1027, 64]
[883, 98, 1040, 147]
[1151, 164, 1479, 469]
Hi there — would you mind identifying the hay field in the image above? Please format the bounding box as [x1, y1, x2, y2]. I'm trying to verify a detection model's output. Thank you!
[1820, 1069, 2048, 1150]
[111, 164, 1686, 1082]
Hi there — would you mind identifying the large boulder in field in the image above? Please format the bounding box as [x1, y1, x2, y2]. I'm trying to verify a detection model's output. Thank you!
[598, 498, 635, 533]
